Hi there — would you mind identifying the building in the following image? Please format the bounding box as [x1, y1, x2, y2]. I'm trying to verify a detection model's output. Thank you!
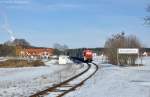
[17, 47, 54, 59]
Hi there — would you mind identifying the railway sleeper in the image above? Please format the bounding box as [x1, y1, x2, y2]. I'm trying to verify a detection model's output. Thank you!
[52, 89, 68, 92]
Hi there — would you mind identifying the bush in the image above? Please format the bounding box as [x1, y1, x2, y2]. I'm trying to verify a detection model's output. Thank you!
[0, 59, 45, 68]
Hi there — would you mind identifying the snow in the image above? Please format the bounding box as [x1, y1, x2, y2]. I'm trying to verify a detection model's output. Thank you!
[45, 59, 58, 65]
[0, 57, 8, 62]
[65, 56, 150, 97]
[0, 59, 85, 97]
[45, 63, 96, 97]
[0, 65, 64, 97]
[68, 63, 97, 85]
[0, 56, 150, 97]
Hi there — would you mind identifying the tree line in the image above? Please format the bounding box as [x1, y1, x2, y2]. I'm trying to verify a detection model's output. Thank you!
[0, 38, 31, 57]
[0, 44, 16, 56]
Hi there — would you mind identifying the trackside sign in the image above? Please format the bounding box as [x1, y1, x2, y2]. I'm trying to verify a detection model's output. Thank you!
[118, 48, 139, 54]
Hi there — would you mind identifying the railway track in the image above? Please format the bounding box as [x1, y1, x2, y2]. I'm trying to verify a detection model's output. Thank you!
[30, 59, 98, 97]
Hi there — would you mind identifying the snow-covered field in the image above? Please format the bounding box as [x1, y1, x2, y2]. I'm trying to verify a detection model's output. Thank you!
[65, 56, 150, 97]
[0, 56, 150, 97]
[0, 59, 85, 97]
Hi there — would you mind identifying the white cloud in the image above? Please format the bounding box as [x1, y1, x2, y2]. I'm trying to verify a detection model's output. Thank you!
[0, 1, 85, 11]
[45, 3, 84, 11]
[0, 0, 97, 12]
[47, 3, 81, 9]
[0, 0, 30, 5]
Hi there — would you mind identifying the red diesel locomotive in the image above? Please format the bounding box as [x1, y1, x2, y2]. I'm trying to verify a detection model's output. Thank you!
[83, 49, 93, 62]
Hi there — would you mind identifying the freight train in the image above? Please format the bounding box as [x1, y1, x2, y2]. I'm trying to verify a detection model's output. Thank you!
[66, 48, 93, 63]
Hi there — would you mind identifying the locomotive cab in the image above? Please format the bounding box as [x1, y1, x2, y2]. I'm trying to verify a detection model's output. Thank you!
[83, 49, 93, 62]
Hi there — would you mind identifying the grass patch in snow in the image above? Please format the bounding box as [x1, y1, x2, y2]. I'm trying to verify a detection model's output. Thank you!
[0, 59, 45, 68]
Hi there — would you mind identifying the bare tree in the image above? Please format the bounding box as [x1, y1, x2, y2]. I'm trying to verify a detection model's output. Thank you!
[53, 43, 68, 51]
[53, 43, 69, 55]
[104, 32, 142, 66]
[0, 44, 16, 56]
[4, 39, 30, 47]
[144, 5, 150, 24]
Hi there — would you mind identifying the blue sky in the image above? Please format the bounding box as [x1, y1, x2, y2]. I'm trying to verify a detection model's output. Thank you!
[0, 0, 150, 48]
